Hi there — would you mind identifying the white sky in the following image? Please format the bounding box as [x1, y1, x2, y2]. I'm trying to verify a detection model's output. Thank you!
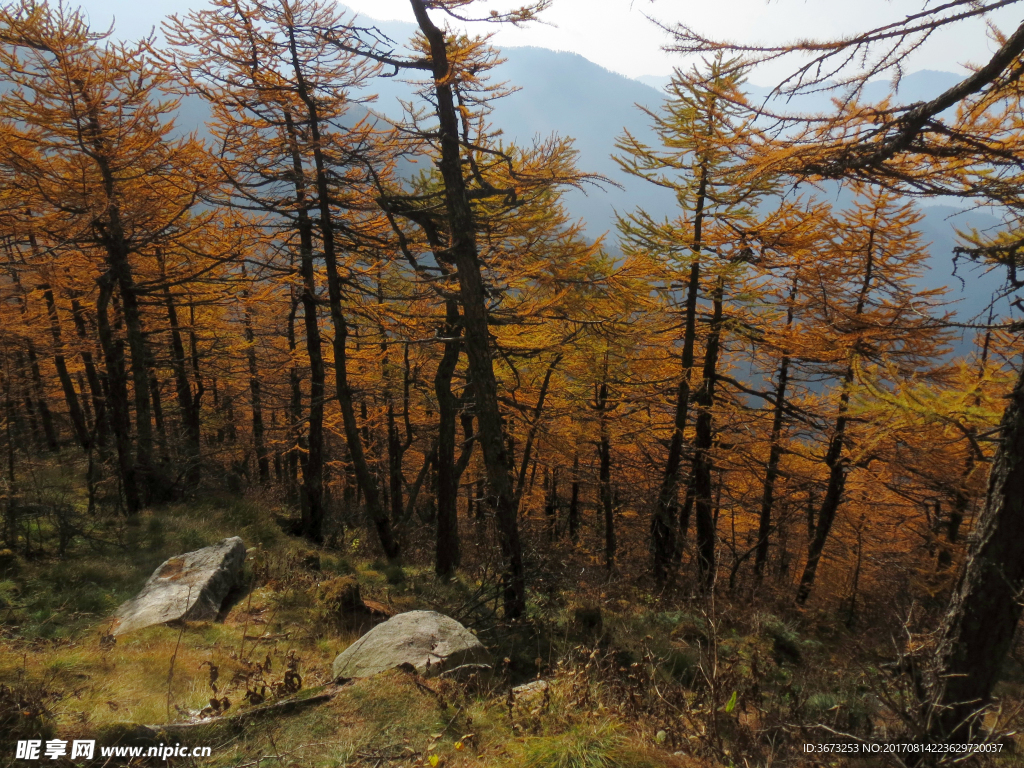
[81, 0, 1021, 85]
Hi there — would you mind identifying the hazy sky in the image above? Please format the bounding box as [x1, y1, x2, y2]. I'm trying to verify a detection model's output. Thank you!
[80, 0, 1020, 85]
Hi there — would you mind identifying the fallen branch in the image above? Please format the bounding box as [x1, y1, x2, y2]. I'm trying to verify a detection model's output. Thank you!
[106, 683, 348, 743]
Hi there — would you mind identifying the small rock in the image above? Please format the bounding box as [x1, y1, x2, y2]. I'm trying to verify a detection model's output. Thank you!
[512, 679, 550, 705]
[111, 537, 246, 636]
[332, 610, 490, 680]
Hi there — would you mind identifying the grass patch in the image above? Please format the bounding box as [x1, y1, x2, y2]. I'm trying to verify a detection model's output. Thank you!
[513, 721, 681, 768]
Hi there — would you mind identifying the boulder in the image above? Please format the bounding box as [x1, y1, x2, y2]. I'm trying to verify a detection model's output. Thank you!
[332, 610, 490, 680]
[111, 537, 246, 636]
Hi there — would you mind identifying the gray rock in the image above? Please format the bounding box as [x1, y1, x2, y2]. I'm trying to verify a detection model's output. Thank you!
[332, 610, 490, 680]
[111, 537, 246, 636]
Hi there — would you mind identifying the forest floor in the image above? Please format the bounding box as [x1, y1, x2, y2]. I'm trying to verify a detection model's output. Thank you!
[1, 491, 1023, 768]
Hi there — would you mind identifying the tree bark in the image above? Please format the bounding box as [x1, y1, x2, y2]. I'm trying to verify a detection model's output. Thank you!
[435, 299, 463, 577]
[755, 277, 798, 579]
[95, 274, 140, 514]
[241, 266, 269, 484]
[40, 283, 90, 451]
[410, 0, 525, 616]
[923, 366, 1024, 743]
[653, 164, 708, 585]
[693, 275, 724, 591]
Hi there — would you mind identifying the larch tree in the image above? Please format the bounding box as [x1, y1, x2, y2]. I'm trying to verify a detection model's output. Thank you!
[617, 57, 797, 587]
[794, 186, 950, 604]
[325, 0, 598, 615]
[165, 0, 401, 551]
[0, 0, 212, 513]
[669, 5, 1024, 740]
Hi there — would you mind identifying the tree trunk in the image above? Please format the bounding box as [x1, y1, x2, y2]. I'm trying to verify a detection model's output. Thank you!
[241, 267, 269, 484]
[95, 274, 141, 514]
[410, 0, 525, 616]
[653, 164, 708, 585]
[568, 451, 580, 542]
[24, 343, 58, 452]
[595, 380, 616, 571]
[158, 257, 201, 487]
[70, 297, 108, 450]
[3, 361, 17, 548]
[284, 46, 400, 558]
[287, 284, 302, 497]
[282, 108, 326, 542]
[923, 366, 1024, 743]
[514, 354, 563, 509]
[678, 472, 696, 559]
[796, 366, 853, 605]
[939, 329, 991, 570]
[40, 283, 90, 451]
[101, 217, 153, 502]
[4, 249, 60, 452]
[148, 355, 168, 458]
[435, 300, 463, 577]
[475, 478, 485, 521]
[77, 94, 156, 498]
[545, 467, 558, 541]
[755, 277, 798, 579]
[693, 275, 724, 591]
[797, 225, 875, 604]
